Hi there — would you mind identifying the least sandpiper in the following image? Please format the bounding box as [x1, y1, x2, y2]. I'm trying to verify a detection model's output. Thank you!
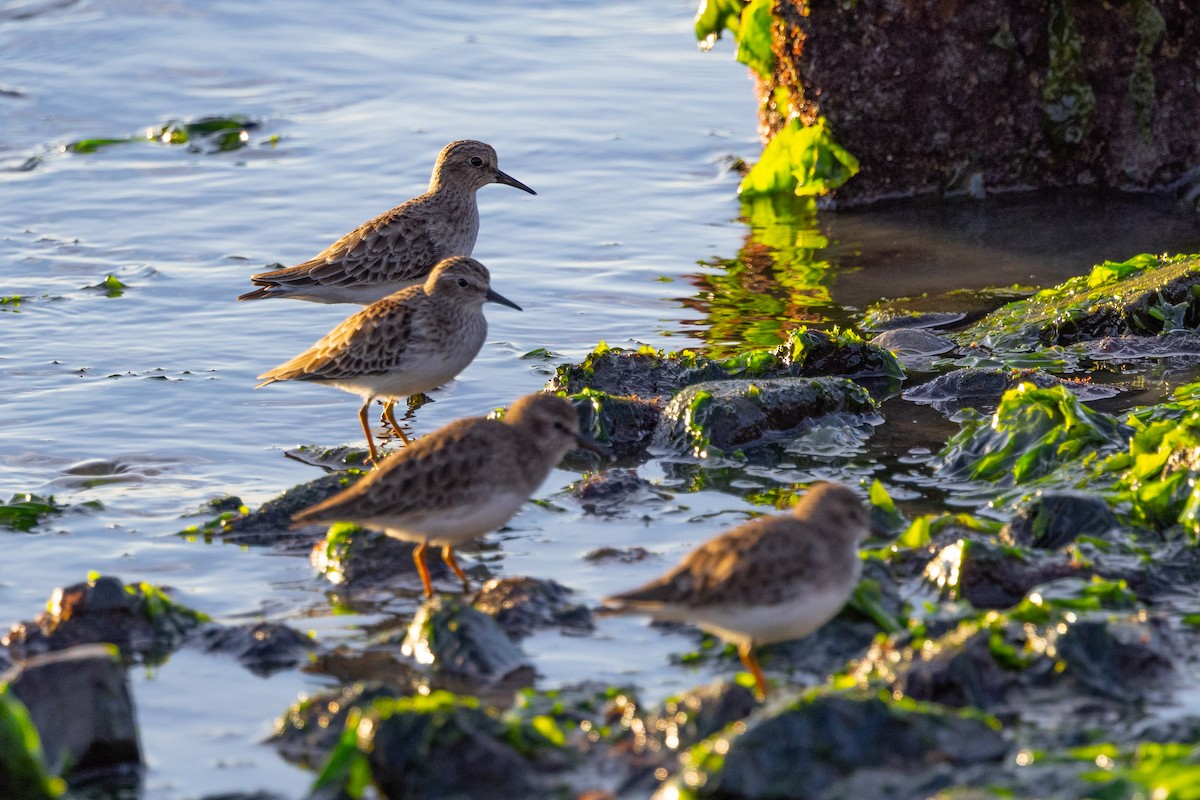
[238, 140, 535, 304]
[291, 392, 605, 597]
[255, 256, 521, 463]
[604, 482, 869, 699]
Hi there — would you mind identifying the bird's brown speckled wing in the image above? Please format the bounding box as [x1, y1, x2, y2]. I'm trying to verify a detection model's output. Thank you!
[251, 198, 442, 289]
[292, 418, 517, 524]
[610, 516, 834, 608]
[256, 292, 419, 384]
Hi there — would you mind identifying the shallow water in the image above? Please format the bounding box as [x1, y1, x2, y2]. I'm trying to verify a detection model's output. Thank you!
[2, 1, 1200, 797]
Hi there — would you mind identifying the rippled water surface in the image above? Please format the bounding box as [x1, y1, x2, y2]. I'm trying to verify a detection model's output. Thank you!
[3, 1, 1200, 797]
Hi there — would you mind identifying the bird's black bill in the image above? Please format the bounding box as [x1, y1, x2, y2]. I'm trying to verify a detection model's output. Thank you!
[485, 287, 522, 311]
[494, 169, 536, 195]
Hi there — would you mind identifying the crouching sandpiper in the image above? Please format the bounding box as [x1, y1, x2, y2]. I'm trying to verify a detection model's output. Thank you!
[255, 256, 521, 463]
[238, 139, 535, 304]
[604, 482, 870, 699]
[291, 393, 606, 597]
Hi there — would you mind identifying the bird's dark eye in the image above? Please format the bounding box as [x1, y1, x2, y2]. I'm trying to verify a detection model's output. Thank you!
[469, 156, 483, 167]
[456, 277, 469, 288]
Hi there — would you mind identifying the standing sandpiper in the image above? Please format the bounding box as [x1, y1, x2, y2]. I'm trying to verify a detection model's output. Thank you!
[238, 140, 535, 304]
[291, 393, 606, 597]
[603, 482, 869, 699]
[255, 256, 521, 463]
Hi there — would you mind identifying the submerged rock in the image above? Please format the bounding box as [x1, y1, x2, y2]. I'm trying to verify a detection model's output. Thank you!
[472, 577, 593, 640]
[657, 692, 1006, 799]
[3, 575, 208, 663]
[193, 621, 315, 676]
[870, 327, 955, 371]
[652, 377, 878, 457]
[905, 367, 1120, 414]
[570, 468, 661, 515]
[4, 643, 140, 784]
[272, 681, 406, 767]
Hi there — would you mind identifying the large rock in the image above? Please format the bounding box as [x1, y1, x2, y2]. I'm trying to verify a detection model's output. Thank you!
[4, 644, 140, 783]
[764, 1, 1200, 205]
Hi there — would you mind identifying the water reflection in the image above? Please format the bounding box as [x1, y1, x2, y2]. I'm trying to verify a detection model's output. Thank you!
[679, 195, 842, 355]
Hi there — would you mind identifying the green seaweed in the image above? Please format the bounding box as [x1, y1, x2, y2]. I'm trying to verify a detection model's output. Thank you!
[739, 117, 860, 198]
[936, 383, 1131, 487]
[65, 115, 260, 155]
[0, 494, 65, 532]
[0, 689, 64, 799]
[1077, 741, 1200, 798]
[695, 0, 775, 79]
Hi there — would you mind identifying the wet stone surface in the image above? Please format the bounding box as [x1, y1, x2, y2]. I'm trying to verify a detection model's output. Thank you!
[193, 621, 316, 676]
[472, 577, 594, 640]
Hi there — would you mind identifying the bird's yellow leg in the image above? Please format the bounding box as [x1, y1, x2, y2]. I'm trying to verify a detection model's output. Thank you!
[382, 399, 412, 445]
[441, 545, 471, 592]
[412, 542, 434, 597]
[359, 401, 381, 465]
[738, 642, 769, 700]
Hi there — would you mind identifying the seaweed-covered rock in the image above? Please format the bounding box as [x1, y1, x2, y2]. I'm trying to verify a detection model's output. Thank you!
[629, 680, 757, 756]
[193, 621, 315, 676]
[472, 577, 593, 639]
[222, 470, 366, 549]
[310, 523, 455, 591]
[935, 383, 1132, 487]
[272, 681, 406, 767]
[1057, 618, 1173, 702]
[313, 692, 557, 800]
[4, 643, 140, 783]
[1076, 330, 1200, 370]
[402, 596, 531, 685]
[3, 575, 208, 663]
[659, 692, 1005, 799]
[552, 329, 902, 402]
[957, 254, 1200, 353]
[1002, 492, 1119, 549]
[652, 377, 878, 457]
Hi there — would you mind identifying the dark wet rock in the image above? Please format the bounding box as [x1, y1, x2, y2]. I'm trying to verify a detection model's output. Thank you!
[1002, 492, 1119, 549]
[881, 627, 1020, 712]
[401, 596, 531, 685]
[567, 391, 663, 462]
[310, 524, 454, 592]
[1057, 617, 1173, 702]
[905, 367, 1120, 414]
[957, 255, 1200, 353]
[766, 1, 1200, 205]
[4, 643, 141, 782]
[553, 346, 731, 399]
[869, 327, 955, 371]
[193, 621, 316, 676]
[273, 681, 406, 767]
[472, 577, 593, 639]
[3, 575, 207, 663]
[659, 693, 1006, 799]
[571, 468, 659, 515]
[222, 470, 366, 549]
[786, 328, 904, 381]
[357, 693, 543, 800]
[944, 540, 1088, 609]
[652, 377, 878, 457]
[584, 546, 652, 563]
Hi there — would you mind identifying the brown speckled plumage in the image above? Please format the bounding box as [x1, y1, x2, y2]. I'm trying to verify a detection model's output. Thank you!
[238, 140, 535, 304]
[604, 482, 869, 698]
[292, 393, 600, 596]
[256, 256, 521, 462]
